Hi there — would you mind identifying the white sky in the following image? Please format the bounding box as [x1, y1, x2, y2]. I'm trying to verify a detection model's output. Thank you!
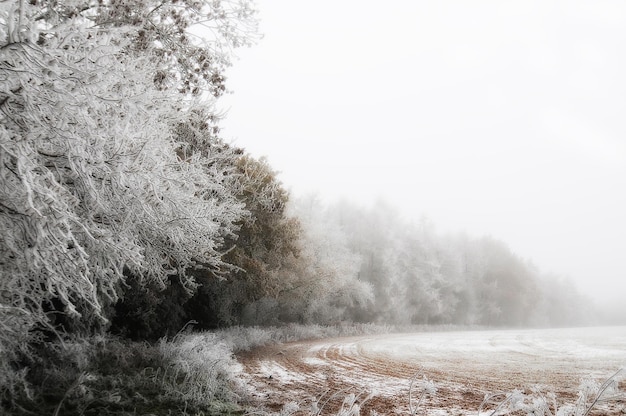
[220, 0, 626, 304]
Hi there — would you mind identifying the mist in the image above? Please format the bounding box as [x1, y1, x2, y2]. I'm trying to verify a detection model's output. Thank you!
[285, 196, 604, 327]
[4, 2, 625, 415]
[221, 0, 626, 314]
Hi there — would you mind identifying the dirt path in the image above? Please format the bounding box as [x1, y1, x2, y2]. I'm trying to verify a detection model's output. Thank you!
[236, 329, 626, 415]
[238, 337, 425, 414]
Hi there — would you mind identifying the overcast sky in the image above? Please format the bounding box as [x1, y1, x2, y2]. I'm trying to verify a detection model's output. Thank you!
[220, 0, 626, 304]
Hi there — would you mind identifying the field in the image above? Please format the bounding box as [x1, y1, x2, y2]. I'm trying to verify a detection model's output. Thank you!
[238, 326, 626, 415]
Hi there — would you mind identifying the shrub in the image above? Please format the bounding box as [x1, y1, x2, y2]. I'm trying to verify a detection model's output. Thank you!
[157, 332, 244, 405]
[2, 333, 245, 416]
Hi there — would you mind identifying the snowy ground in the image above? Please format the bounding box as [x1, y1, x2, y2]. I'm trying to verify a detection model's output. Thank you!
[238, 326, 626, 415]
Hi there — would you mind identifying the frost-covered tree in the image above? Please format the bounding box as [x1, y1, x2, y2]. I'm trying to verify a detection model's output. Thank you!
[186, 154, 302, 328]
[393, 231, 446, 324]
[0, 0, 252, 375]
[29, 0, 259, 97]
[109, 111, 246, 339]
[472, 237, 540, 326]
[276, 196, 373, 324]
[326, 200, 398, 322]
[312, 199, 590, 327]
[227, 155, 301, 299]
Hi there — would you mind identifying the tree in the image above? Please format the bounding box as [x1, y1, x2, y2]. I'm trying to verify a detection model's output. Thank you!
[474, 237, 540, 326]
[28, 0, 259, 97]
[0, 0, 253, 379]
[186, 154, 302, 328]
[110, 111, 246, 339]
[278, 196, 373, 324]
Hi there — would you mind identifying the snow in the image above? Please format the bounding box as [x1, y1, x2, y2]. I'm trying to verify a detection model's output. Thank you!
[302, 356, 330, 366]
[257, 360, 309, 383]
[243, 326, 626, 415]
[360, 326, 626, 361]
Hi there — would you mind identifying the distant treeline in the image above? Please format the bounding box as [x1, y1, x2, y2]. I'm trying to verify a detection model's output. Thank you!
[113, 192, 596, 338]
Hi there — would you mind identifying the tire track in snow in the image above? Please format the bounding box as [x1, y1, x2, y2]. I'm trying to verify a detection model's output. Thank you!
[238, 328, 626, 415]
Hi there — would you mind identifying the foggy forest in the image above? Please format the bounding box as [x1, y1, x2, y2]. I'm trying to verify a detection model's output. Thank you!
[1, 1, 623, 415]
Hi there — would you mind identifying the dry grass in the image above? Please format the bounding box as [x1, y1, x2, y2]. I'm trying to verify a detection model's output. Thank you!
[479, 368, 625, 416]
[3, 324, 624, 416]
[2, 333, 245, 416]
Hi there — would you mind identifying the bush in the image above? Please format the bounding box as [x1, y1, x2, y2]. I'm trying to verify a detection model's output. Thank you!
[2, 334, 245, 416]
[157, 332, 244, 405]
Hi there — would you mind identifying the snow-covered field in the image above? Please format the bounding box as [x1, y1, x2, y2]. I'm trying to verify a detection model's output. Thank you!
[240, 326, 626, 415]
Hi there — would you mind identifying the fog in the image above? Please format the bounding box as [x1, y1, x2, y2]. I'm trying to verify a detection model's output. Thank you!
[8, 3, 626, 415]
[220, 0, 626, 313]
